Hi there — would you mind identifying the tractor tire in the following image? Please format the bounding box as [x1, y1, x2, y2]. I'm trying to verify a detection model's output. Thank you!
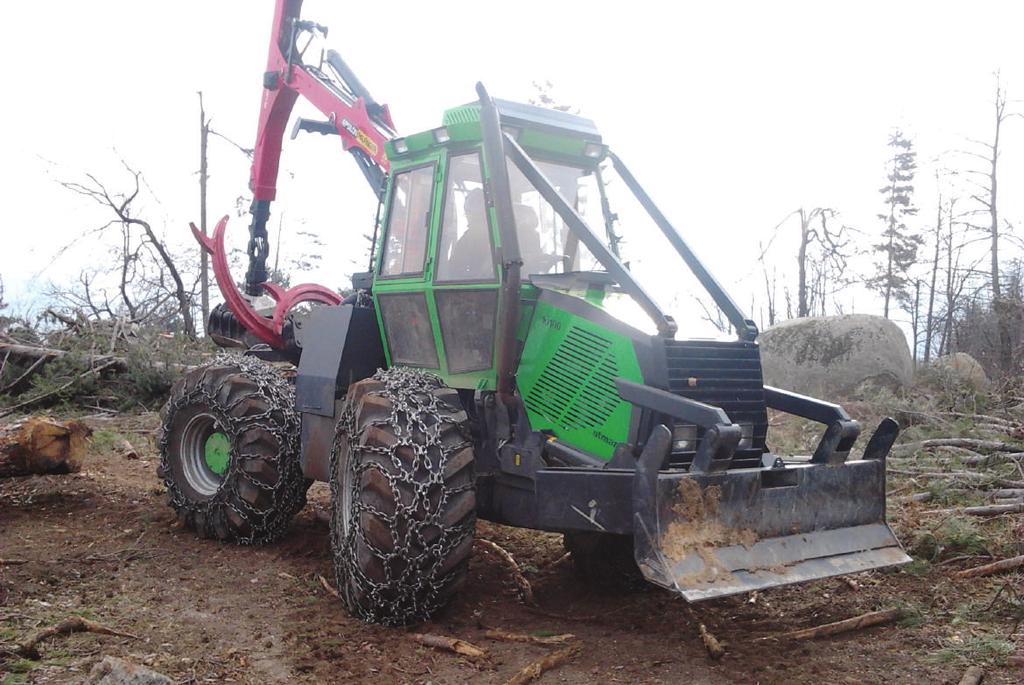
[330, 368, 476, 626]
[158, 355, 308, 545]
[563, 532, 643, 586]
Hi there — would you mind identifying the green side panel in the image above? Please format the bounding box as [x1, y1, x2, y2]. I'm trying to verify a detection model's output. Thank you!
[516, 297, 643, 460]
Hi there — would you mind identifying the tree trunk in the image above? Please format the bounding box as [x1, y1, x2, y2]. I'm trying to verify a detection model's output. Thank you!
[198, 92, 210, 335]
[987, 78, 1012, 372]
[134, 216, 196, 339]
[911, 279, 921, 366]
[924, 196, 941, 362]
[797, 209, 810, 317]
[0, 417, 92, 478]
[942, 205, 957, 355]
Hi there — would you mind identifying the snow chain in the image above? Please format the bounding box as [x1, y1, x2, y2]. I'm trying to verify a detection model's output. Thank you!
[158, 354, 306, 545]
[329, 367, 475, 625]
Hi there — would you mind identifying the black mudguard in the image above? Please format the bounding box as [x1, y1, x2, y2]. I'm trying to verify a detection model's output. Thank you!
[295, 304, 385, 481]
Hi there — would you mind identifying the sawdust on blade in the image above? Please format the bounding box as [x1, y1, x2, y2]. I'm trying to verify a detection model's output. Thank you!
[661, 480, 757, 585]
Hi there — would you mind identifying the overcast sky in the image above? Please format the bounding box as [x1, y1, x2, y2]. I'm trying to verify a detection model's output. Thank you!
[2, 1, 1022, 338]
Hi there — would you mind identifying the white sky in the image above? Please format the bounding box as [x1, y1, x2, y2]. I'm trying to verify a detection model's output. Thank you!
[2, 0, 1022, 339]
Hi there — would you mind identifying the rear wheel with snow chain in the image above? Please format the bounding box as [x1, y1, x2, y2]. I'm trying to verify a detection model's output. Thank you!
[158, 355, 308, 544]
[330, 368, 476, 626]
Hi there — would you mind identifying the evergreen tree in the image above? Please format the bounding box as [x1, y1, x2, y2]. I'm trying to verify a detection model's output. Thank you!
[868, 130, 922, 318]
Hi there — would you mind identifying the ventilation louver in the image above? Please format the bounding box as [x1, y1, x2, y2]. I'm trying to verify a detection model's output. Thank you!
[525, 326, 620, 431]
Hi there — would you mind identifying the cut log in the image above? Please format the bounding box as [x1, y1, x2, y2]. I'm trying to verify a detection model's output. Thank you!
[0, 416, 92, 477]
[887, 469, 1024, 488]
[699, 623, 725, 660]
[924, 503, 1024, 517]
[475, 539, 537, 607]
[955, 554, 1024, 579]
[17, 616, 139, 660]
[775, 608, 902, 641]
[962, 452, 1024, 467]
[503, 645, 579, 685]
[411, 633, 487, 659]
[990, 489, 1024, 500]
[117, 438, 139, 460]
[484, 629, 575, 646]
[957, 665, 984, 685]
[892, 438, 1022, 457]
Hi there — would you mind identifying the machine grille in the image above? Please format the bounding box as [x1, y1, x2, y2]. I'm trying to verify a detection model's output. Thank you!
[664, 339, 768, 470]
[525, 326, 620, 431]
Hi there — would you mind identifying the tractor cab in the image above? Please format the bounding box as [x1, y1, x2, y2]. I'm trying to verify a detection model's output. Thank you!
[370, 99, 615, 391]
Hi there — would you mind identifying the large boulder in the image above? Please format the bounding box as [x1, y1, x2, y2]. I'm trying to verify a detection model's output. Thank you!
[928, 352, 990, 392]
[759, 314, 913, 398]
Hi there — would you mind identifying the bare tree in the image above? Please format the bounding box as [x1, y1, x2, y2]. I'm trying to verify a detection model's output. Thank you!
[961, 73, 1020, 371]
[198, 92, 211, 331]
[759, 249, 778, 328]
[923, 192, 943, 362]
[60, 162, 197, 339]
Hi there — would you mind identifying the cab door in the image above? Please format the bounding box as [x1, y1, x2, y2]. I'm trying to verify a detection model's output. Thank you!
[373, 155, 445, 371]
[429, 149, 501, 390]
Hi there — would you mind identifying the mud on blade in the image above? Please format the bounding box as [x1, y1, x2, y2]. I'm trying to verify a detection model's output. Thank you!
[634, 459, 911, 602]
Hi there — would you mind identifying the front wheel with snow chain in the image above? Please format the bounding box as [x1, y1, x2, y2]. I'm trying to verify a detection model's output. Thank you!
[330, 368, 476, 626]
[158, 355, 309, 545]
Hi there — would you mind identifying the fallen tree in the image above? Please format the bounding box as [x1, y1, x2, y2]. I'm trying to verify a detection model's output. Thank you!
[0, 341, 195, 375]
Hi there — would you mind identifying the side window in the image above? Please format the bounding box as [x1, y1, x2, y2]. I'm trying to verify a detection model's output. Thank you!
[436, 153, 496, 282]
[380, 165, 435, 277]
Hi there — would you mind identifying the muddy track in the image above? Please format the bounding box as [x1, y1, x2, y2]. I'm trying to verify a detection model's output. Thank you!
[0, 414, 1019, 684]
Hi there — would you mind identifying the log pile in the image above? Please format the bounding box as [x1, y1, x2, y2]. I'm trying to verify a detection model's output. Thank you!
[0, 416, 92, 477]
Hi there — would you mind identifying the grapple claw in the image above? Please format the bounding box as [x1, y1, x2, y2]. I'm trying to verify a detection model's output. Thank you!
[191, 216, 342, 349]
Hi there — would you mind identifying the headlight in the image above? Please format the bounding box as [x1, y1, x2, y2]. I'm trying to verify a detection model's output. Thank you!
[392, 138, 409, 154]
[432, 127, 450, 144]
[583, 141, 605, 159]
[672, 423, 697, 451]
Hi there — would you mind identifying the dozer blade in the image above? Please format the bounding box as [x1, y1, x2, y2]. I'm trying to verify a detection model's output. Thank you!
[633, 429, 910, 601]
[637, 519, 909, 602]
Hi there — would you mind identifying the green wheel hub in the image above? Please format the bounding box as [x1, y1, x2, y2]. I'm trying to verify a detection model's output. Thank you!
[204, 432, 230, 476]
[179, 413, 230, 497]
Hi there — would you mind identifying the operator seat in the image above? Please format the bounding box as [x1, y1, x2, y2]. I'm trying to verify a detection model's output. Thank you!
[447, 189, 493, 280]
[513, 203, 554, 275]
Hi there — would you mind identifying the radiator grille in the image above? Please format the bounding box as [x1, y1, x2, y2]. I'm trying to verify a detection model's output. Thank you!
[664, 339, 768, 469]
[525, 326, 620, 431]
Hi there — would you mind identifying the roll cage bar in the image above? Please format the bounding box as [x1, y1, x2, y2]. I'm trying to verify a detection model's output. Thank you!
[475, 84, 759, 399]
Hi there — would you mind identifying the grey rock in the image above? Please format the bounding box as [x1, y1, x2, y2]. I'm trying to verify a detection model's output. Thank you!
[928, 352, 991, 391]
[759, 314, 912, 398]
[85, 657, 172, 685]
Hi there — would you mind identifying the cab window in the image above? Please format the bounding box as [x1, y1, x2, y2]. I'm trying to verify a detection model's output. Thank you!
[380, 164, 435, 277]
[436, 153, 496, 282]
[506, 160, 601, 276]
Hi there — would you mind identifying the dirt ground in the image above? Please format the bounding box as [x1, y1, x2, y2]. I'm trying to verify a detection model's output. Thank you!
[2, 412, 1022, 684]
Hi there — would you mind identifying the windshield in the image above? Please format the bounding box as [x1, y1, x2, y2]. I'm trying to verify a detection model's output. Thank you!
[506, 160, 605, 276]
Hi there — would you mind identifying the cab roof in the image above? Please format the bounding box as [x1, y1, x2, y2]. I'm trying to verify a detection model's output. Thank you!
[443, 99, 602, 142]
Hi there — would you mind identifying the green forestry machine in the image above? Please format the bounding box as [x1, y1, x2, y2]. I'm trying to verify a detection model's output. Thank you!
[159, 0, 910, 625]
